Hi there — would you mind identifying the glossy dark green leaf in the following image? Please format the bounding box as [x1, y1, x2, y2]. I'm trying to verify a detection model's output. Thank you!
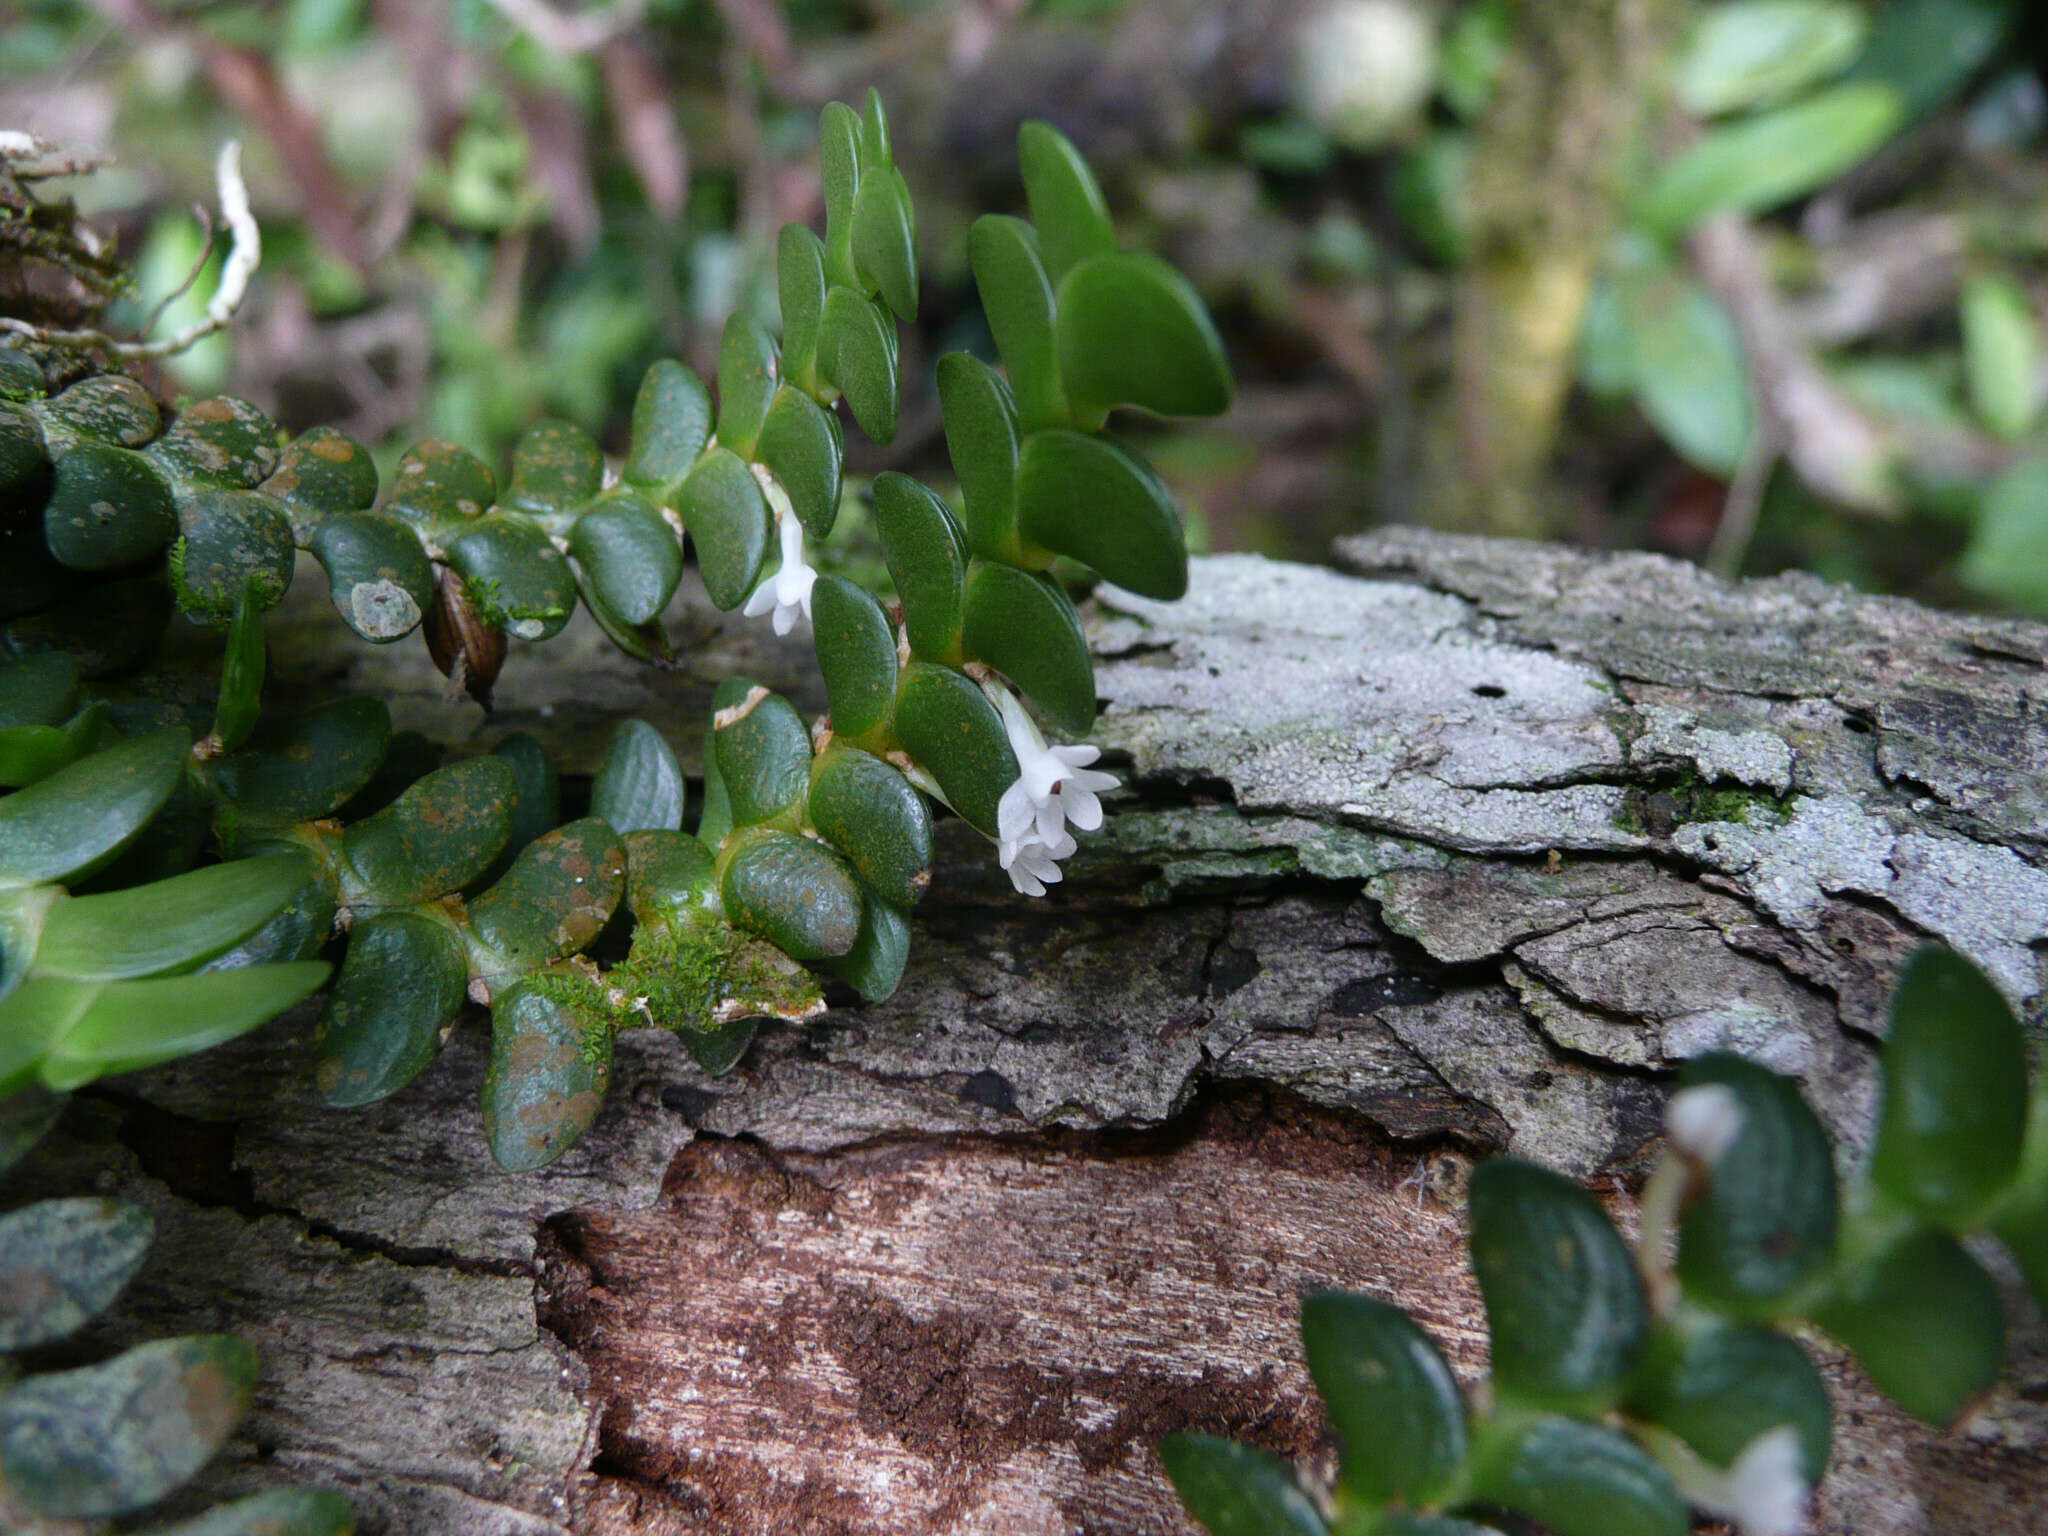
[712, 682, 813, 827]
[567, 493, 682, 626]
[43, 444, 178, 570]
[0, 653, 80, 728]
[1158, 1433, 1328, 1536]
[483, 973, 611, 1171]
[173, 490, 296, 623]
[383, 439, 496, 534]
[1467, 1415, 1686, 1536]
[685, 1017, 757, 1076]
[1843, 0, 2009, 120]
[444, 513, 577, 641]
[0, 403, 47, 501]
[872, 471, 968, 662]
[756, 385, 843, 539]
[133, 1488, 358, 1536]
[144, 396, 277, 489]
[213, 696, 391, 828]
[0, 702, 107, 790]
[1015, 429, 1188, 599]
[198, 873, 335, 971]
[811, 575, 899, 741]
[573, 563, 673, 664]
[962, 560, 1095, 733]
[591, 719, 685, 835]
[938, 352, 1025, 562]
[338, 754, 519, 906]
[261, 424, 378, 541]
[717, 312, 781, 461]
[1673, 1053, 1839, 1314]
[310, 513, 435, 643]
[0, 725, 188, 888]
[313, 911, 467, 1107]
[622, 826, 718, 930]
[890, 662, 1018, 838]
[476, 731, 559, 885]
[0, 1197, 153, 1350]
[80, 766, 207, 891]
[818, 287, 900, 445]
[505, 417, 604, 519]
[1018, 119, 1117, 281]
[828, 895, 910, 1002]
[1634, 83, 1906, 238]
[674, 446, 770, 611]
[696, 680, 743, 848]
[721, 827, 864, 960]
[36, 373, 160, 447]
[0, 1334, 257, 1519]
[35, 852, 313, 981]
[1299, 1290, 1466, 1507]
[0, 570, 165, 678]
[1814, 1228, 2004, 1424]
[778, 223, 830, 388]
[819, 100, 864, 290]
[1871, 944, 2030, 1224]
[336, 729, 440, 822]
[969, 214, 1067, 432]
[623, 358, 713, 489]
[212, 581, 265, 751]
[807, 744, 932, 910]
[37, 962, 330, 1090]
[1056, 253, 1232, 422]
[1627, 1318, 1831, 1481]
[852, 164, 919, 322]
[1468, 1159, 1647, 1413]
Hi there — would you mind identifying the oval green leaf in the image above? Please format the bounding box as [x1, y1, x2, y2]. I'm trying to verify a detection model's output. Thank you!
[811, 575, 899, 742]
[818, 287, 900, 446]
[938, 352, 1024, 561]
[717, 312, 780, 461]
[872, 471, 968, 662]
[1467, 1415, 1686, 1536]
[483, 974, 611, 1171]
[444, 513, 577, 641]
[34, 852, 313, 981]
[568, 493, 683, 626]
[962, 560, 1095, 733]
[504, 417, 604, 519]
[0, 726, 189, 889]
[37, 962, 330, 1091]
[213, 696, 392, 830]
[173, 490, 297, 624]
[592, 718, 685, 834]
[807, 744, 933, 910]
[720, 827, 864, 961]
[1626, 1317, 1831, 1482]
[43, 444, 178, 571]
[1158, 1433, 1328, 1536]
[466, 817, 627, 977]
[1018, 119, 1117, 281]
[969, 214, 1067, 433]
[828, 895, 910, 1002]
[1814, 1228, 2004, 1425]
[338, 754, 519, 907]
[1056, 252, 1232, 421]
[1015, 429, 1188, 599]
[1299, 1290, 1466, 1508]
[755, 384, 843, 539]
[852, 164, 919, 322]
[673, 446, 770, 611]
[314, 911, 467, 1107]
[712, 683, 813, 828]
[623, 358, 713, 489]
[311, 513, 435, 643]
[890, 662, 1019, 838]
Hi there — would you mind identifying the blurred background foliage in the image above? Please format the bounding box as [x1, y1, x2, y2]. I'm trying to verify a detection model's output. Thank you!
[7, 0, 2048, 613]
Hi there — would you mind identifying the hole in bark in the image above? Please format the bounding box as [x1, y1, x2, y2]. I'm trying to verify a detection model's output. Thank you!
[1471, 684, 1506, 699]
[1843, 715, 1872, 734]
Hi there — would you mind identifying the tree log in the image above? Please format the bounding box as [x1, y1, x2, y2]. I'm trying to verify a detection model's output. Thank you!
[15, 530, 2048, 1535]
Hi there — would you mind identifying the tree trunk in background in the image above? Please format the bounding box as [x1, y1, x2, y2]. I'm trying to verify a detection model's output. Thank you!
[19, 534, 2048, 1535]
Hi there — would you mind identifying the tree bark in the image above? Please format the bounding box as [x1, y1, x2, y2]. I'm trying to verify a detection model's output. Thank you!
[16, 531, 2048, 1535]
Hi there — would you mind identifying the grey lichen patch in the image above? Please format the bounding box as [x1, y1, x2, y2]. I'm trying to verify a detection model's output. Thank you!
[346, 578, 422, 641]
[1106, 804, 1447, 899]
[1630, 703, 1794, 795]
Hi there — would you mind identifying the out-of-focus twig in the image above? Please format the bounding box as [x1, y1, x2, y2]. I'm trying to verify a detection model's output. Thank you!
[1706, 425, 1781, 581]
[709, 0, 792, 75]
[485, 0, 646, 55]
[602, 38, 687, 223]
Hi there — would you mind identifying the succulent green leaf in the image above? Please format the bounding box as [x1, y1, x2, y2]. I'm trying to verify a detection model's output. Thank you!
[144, 396, 278, 489]
[1871, 944, 2031, 1224]
[310, 513, 436, 643]
[0, 653, 80, 728]
[383, 439, 496, 534]
[174, 491, 296, 623]
[673, 446, 770, 611]
[712, 682, 814, 828]
[313, 912, 467, 1107]
[622, 827, 718, 930]
[1467, 1415, 1687, 1536]
[1015, 429, 1189, 599]
[872, 471, 968, 662]
[1298, 1290, 1466, 1508]
[32, 963, 327, 1090]
[34, 852, 313, 981]
[469, 818, 626, 995]
[697, 681, 743, 847]
[623, 359, 713, 488]
[335, 729, 441, 821]
[36, 374, 160, 447]
[859, 87, 892, 171]
[1814, 1228, 2004, 1424]
[756, 384, 843, 538]
[199, 873, 336, 972]
[717, 312, 781, 461]
[0, 979, 93, 1097]
[720, 828, 864, 961]
[1678, 0, 1871, 117]
[1962, 273, 2043, 441]
[477, 732, 559, 884]
[852, 164, 919, 322]
[819, 101, 864, 289]
[133, 1487, 358, 1536]
[962, 560, 1095, 733]
[828, 895, 910, 1002]
[1633, 83, 1906, 239]
[811, 575, 899, 741]
[592, 719, 685, 834]
[969, 214, 1067, 432]
[778, 223, 830, 387]
[44, 444, 178, 570]
[0, 403, 49, 498]
[938, 352, 1025, 561]
[818, 287, 900, 445]
[0, 726, 189, 889]
[807, 744, 932, 910]
[1158, 1433, 1328, 1536]
[338, 754, 519, 906]
[504, 417, 604, 518]
[444, 513, 577, 641]
[891, 662, 1019, 838]
[686, 1017, 758, 1076]
[0, 1197, 154, 1350]
[213, 697, 392, 829]
[1468, 1159, 1647, 1412]
[1627, 1318, 1831, 1482]
[1673, 1053, 1839, 1314]
[0, 1334, 258, 1519]
[261, 425, 378, 541]
[484, 973, 612, 1171]
[1056, 253, 1232, 421]
[567, 493, 682, 626]
[573, 564, 674, 665]
[1018, 119, 1118, 281]
[0, 703, 108, 791]
[212, 581, 266, 752]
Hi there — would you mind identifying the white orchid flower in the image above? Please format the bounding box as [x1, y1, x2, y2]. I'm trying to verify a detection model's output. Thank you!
[742, 504, 817, 636]
[988, 684, 1117, 897]
[1724, 1427, 1810, 1536]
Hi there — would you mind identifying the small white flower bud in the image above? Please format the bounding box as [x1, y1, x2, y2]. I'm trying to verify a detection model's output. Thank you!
[1666, 1083, 1745, 1165]
[1727, 1426, 1810, 1536]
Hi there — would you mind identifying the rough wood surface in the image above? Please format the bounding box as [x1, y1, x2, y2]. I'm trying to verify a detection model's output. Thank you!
[13, 532, 2048, 1535]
